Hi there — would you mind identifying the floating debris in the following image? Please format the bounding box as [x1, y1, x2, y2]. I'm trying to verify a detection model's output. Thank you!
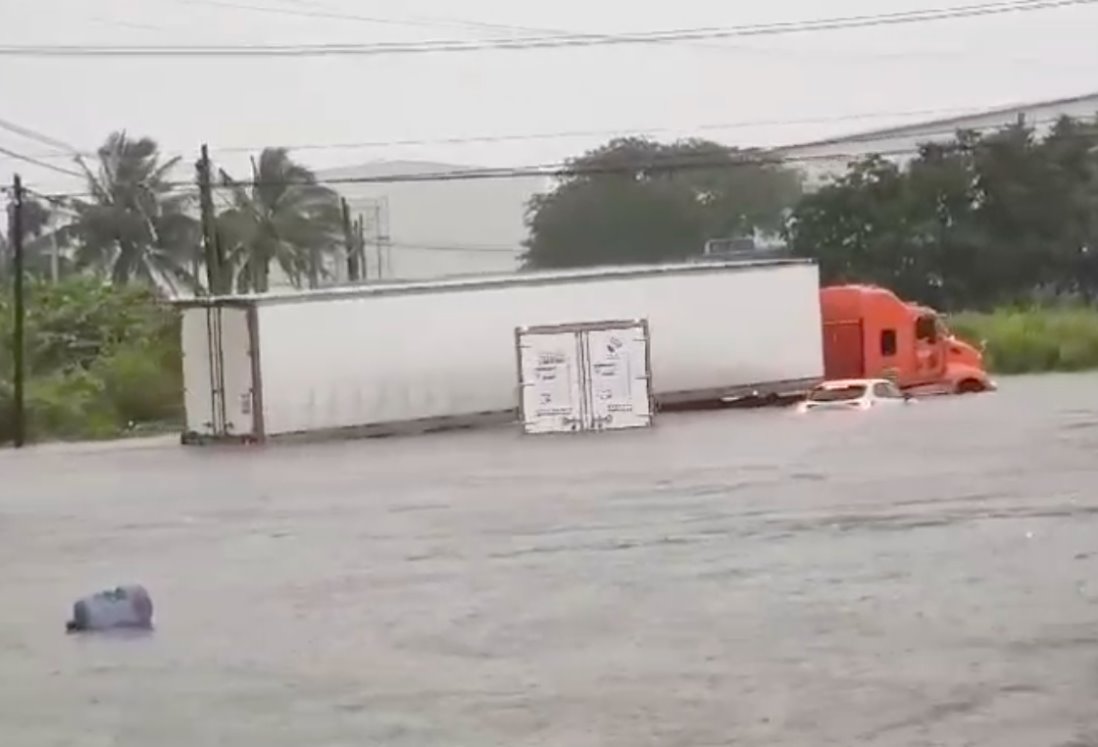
[66, 585, 154, 633]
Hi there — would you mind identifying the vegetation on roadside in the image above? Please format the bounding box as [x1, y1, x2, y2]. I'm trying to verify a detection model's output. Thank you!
[950, 306, 1098, 375]
[0, 277, 181, 443]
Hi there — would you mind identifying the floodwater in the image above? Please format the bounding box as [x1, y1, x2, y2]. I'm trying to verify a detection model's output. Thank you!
[3, 374, 1098, 746]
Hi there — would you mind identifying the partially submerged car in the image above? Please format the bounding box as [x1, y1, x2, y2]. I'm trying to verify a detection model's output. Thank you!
[797, 378, 914, 413]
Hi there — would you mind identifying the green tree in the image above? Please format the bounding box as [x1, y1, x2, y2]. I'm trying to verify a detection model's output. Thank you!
[785, 117, 1098, 310]
[0, 276, 182, 443]
[69, 131, 200, 293]
[523, 137, 802, 269]
[0, 196, 74, 282]
[217, 148, 343, 293]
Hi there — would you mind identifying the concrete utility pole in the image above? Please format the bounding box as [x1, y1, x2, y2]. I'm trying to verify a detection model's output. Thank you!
[196, 144, 223, 294]
[355, 214, 366, 280]
[372, 201, 384, 280]
[9, 174, 26, 447]
[341, 197, 357, 282]
[49, 231, 59, 284]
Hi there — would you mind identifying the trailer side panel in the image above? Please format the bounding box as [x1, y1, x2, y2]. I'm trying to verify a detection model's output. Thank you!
[252, 262, 823, 438]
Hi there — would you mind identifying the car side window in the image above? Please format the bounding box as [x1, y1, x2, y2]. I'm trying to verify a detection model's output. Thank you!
[880, 329, 897, 357]
[874, 382, 903, 399]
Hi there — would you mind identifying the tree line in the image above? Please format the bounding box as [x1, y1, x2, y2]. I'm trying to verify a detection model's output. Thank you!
[523, 115, 1098, 311]
[5, 116, 1098, 312]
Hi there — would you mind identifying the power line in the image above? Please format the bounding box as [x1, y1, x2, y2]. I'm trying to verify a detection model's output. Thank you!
[18, 111, 1093, 197]
[271, 0, 555, 35]
[0, 145, 83, 178]
[183, 105, 1020, 155]
[3, 0, 1094, 57]
[85, 15, 170, 33]
[0, 116, 81, 154]
[163, 0, 801, 57]
[386, 240, 520, 254]
[13, 103, 1051, 161]
[206, 117, 1074, 187]
[167, 0, 552, 35]
[0, 143, 1020, 196]
[171, 0, 1098, 65]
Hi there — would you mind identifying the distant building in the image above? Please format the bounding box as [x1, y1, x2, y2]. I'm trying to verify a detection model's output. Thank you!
[320, 160, 551, 282]
[264, 160, 549, 289]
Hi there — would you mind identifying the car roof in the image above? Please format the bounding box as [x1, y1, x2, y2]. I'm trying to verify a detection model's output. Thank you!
[816, 378, 892, 389]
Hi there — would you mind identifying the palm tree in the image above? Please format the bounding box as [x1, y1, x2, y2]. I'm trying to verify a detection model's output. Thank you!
[217, 148, 342, 293]
[69, 132, 200, 294]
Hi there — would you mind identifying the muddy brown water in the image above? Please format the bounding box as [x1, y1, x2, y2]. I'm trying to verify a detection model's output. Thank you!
[3, 373, 1098, 746]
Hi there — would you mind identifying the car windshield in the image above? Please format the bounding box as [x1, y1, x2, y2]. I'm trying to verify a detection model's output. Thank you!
[808, 384, 867, 402]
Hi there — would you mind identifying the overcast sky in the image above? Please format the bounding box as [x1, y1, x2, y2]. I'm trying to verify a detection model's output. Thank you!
[3, 0, 1098, 194]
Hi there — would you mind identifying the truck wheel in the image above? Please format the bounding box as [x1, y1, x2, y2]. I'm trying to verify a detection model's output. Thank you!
[956, 379, 985, 394]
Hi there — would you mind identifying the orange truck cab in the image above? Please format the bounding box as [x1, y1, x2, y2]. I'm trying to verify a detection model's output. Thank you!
[819, 285, 995, 395]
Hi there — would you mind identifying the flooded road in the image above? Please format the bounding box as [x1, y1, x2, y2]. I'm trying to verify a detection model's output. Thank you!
[3, 373, 1098, 746]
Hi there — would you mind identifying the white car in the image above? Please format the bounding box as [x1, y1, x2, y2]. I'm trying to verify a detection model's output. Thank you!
[797, 378, 914, 413]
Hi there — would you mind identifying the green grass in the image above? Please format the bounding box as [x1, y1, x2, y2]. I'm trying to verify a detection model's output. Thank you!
[950, 306, 1098, 374]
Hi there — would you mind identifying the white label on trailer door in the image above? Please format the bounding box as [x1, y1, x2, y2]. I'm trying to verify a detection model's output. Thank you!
[519, 332, 585, 434]
[584, 326, 652, 430]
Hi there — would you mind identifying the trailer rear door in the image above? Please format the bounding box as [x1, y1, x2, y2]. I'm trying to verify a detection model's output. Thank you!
[584, 324, 653, 431]
[516, 329, 586, 434]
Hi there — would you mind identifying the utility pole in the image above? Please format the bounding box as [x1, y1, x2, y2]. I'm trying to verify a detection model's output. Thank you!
[373, 202, 384, 281]
[10, 174, 26, 447]
[196, 144, 221, 295]
[49, 231, 59, 284]
[341, 197, 357, 282]
[355, 215, 366, 280]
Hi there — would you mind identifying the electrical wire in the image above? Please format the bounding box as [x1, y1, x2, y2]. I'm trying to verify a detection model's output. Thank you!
[0, 116, 81, 154]
[165, 105, 1024, 156]
[2, 0, 1093, 57]
[15, 110, 1094, 198]
[385, 240, 520, 254]
[167, 0, 552, 35]
[16, 101, 1077, 161]
[199, 115, 1076, 188]
[270, 0, 557, 35]
[170, 0, 1095, 63]
[0, 145, 1013, 196]
[0, 145, 83, 178]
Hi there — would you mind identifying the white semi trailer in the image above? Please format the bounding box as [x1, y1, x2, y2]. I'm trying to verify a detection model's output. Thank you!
[174, 259, 825, 444]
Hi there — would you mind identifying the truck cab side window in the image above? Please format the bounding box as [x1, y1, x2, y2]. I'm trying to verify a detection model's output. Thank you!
[880, 329, 897, 357]
[915, 315, 938, 344]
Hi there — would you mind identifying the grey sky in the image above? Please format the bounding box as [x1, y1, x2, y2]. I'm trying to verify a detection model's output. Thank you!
[3, 0, 1098, 194]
